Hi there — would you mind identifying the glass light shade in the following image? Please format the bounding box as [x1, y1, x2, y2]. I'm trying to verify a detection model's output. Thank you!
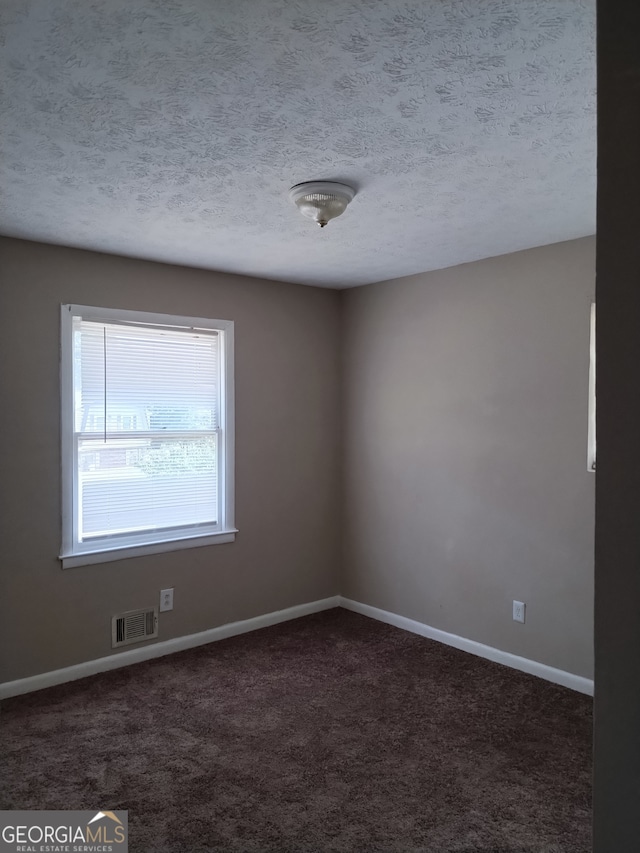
[289, 181, 356, 227]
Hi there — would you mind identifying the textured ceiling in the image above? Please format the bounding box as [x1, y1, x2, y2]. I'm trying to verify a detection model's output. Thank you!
[0, 0, 596, 288]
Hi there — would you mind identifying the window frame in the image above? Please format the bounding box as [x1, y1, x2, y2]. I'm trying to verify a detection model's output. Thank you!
[60, 304, 236, 568]
[587, 302, 596, 473]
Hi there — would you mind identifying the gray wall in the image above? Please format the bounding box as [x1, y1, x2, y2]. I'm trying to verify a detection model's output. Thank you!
[342, 238, 595, 678]
[0, 238, 342, 682]
[0, 234, 596, 687]
[594, 0, 640, 847]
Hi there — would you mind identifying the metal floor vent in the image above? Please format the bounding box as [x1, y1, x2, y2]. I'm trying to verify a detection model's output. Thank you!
[112, 607, 158, 648]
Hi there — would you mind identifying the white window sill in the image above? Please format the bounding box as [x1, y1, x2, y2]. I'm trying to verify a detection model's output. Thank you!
[60, 529, 238, 569]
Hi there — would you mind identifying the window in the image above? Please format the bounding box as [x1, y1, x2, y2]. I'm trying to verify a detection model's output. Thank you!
[587, 302, 596, 472]
[60, 305, 235, 568]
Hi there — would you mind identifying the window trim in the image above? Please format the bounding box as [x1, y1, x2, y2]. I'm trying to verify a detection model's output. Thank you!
[587, 302, 596, 473]
[60, 304, 236, 568]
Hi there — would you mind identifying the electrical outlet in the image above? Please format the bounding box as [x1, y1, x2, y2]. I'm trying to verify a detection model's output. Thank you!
[513, 600, 526, 624]
[160, 588, 174, 612]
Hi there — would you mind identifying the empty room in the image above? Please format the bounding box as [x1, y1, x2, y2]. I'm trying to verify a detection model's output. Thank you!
[4, 0, 638, 851]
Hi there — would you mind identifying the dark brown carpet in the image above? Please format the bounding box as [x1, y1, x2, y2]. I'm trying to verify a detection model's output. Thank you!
[1, 609, 591, 852]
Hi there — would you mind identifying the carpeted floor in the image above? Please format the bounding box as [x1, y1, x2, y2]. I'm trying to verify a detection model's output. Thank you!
[1, 609, 591, 852]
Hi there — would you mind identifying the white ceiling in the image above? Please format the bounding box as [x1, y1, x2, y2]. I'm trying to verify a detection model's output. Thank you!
[0, 0, 596, 288]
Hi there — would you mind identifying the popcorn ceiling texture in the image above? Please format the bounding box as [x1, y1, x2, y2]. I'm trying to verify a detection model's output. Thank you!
[0, 0, 596, 288]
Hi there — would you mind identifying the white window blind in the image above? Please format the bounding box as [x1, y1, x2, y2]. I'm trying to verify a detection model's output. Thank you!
[61, 306, 235, 566]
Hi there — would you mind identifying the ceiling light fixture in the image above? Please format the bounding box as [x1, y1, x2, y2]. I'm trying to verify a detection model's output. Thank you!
[289, 181, 356, 228]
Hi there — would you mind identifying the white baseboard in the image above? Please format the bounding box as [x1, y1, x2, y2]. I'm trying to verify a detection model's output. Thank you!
[0, 596, 341, 700]
[339, 597, 594, 696]
[1, 594, 594, 700]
